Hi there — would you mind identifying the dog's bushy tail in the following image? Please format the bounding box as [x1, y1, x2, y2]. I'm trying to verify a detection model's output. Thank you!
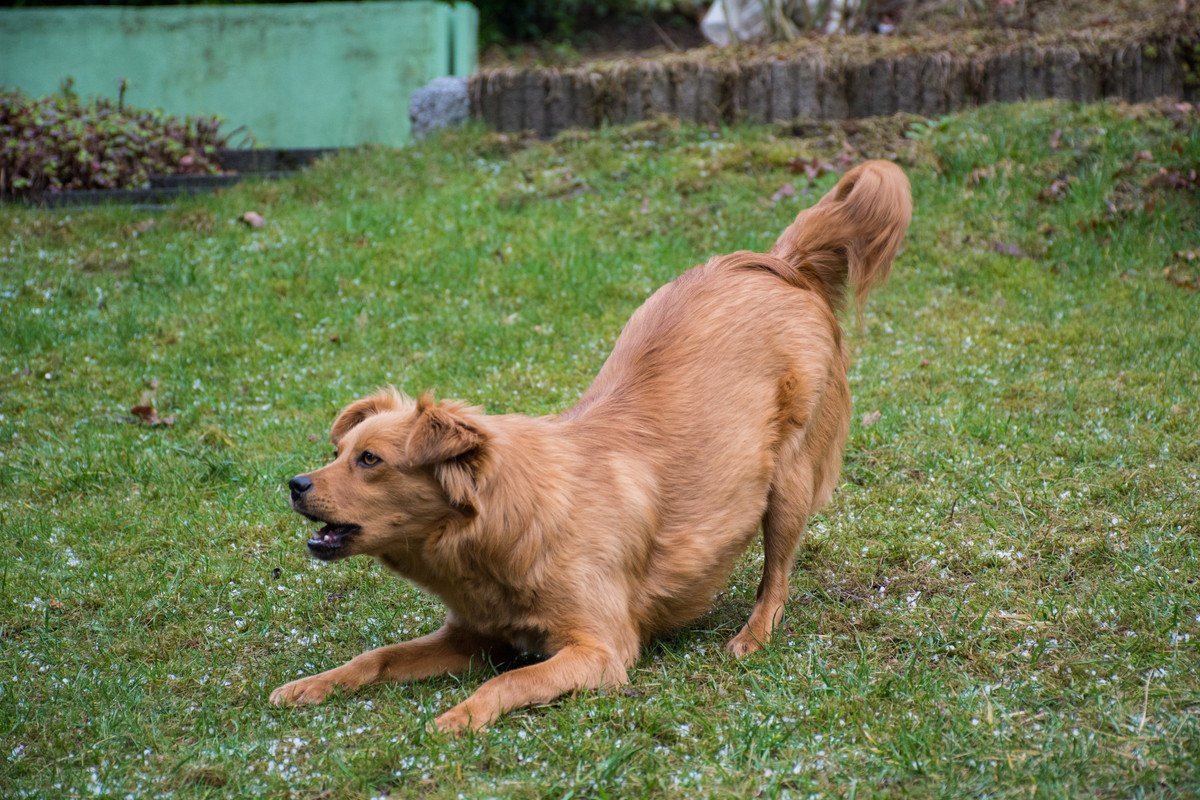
[769, 160, 912, 312]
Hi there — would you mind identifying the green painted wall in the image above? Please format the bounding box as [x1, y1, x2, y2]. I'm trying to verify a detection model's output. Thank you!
[0, 1, 478, 146]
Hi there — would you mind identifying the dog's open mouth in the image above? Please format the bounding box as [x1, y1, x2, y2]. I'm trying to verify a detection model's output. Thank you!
[306, 522, 361, 560]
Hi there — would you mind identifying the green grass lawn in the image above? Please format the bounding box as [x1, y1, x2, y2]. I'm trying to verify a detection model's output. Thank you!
[2, 100, 1198, 798]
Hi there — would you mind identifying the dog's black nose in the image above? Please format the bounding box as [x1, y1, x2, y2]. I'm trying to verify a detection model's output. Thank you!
[289, 475, 312, 499]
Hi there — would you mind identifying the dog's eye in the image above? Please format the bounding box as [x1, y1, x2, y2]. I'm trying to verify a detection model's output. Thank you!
[357, 450, 381, 467]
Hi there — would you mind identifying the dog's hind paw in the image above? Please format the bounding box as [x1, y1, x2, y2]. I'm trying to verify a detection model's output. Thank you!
[270, 676, 335, 706]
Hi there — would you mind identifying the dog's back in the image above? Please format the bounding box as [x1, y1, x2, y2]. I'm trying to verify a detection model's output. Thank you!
[565, 161, 913, 637]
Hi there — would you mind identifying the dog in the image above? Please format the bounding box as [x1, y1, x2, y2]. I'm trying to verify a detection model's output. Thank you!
[272, 161, 912, 732]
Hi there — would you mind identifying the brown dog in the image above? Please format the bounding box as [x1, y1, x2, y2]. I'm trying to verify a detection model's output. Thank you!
[272, 161, 912, 732]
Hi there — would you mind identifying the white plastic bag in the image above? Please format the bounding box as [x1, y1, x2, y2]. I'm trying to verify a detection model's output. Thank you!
[700, 0, 771, 47]
[700, 0, 850, 45]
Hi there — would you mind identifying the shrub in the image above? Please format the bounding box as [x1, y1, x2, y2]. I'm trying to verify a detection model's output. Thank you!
[0, 82, 228, 198]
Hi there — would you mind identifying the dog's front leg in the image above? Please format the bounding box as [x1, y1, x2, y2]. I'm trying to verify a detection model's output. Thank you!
[432, 640, 630, 733]
[270, 623, 492, 706]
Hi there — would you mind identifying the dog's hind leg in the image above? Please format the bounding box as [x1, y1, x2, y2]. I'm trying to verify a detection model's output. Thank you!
[727, 439, 814, 658]
[727, 373, 849, 657]
[270, 622, 502, 706]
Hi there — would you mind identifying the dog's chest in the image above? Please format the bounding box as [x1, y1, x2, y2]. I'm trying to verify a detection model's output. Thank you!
[378, 552, 553, 656]
[490, 622, 549, 657]
[448, 580, 553, 656]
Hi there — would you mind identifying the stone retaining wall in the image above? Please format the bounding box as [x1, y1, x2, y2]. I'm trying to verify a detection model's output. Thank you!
[469, 34, 1199, 136]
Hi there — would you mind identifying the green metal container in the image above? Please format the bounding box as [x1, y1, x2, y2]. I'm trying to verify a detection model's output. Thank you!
[0, 1, 478, 146]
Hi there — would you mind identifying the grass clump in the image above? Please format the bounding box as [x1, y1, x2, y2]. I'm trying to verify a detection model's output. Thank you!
[1, 100, 1198, 798]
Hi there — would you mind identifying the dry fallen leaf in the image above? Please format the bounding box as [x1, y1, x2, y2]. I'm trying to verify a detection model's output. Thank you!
[240, 211, 265, 229]
[130, 404, 175, 427]
[198, 426, 234, 449]
[1039, 177, 1071, 202]
[126, 219, 157, 239]
[1048, 129, 1063, 150]
[992, 241, 1027, 258]
[861, 410, 882, 427]
[1163, 266, 1198, 291]
[788, 157, 835, 181]
[129, 379, 173, 427]
[771, 182, 796, 203]
[967, 165, 995, 185]
[834, 141, 859, 168]
[1147, 167, 1199, 191]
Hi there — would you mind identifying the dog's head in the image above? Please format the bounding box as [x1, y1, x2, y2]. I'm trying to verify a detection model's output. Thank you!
[288, 388, 489, 561]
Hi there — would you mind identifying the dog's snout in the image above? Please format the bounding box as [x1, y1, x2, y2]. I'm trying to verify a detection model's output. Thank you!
[289, 475, 313, 499]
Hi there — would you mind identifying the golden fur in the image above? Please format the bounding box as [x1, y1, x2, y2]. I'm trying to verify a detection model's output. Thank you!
[271, 161, 913, 732]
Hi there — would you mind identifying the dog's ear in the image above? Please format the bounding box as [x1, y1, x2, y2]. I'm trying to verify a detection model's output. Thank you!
[405, 392, 487, 515]
[330, 387, 409, 447]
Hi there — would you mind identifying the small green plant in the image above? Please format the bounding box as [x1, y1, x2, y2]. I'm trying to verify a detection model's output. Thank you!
[0, 82, 228, 198]
[904, 114, 951, 140]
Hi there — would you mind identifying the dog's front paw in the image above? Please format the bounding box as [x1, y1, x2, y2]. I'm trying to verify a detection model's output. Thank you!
[430, 703, 485, 735]
[726, 628, 765, 658]
[270, 675, 335, 706]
